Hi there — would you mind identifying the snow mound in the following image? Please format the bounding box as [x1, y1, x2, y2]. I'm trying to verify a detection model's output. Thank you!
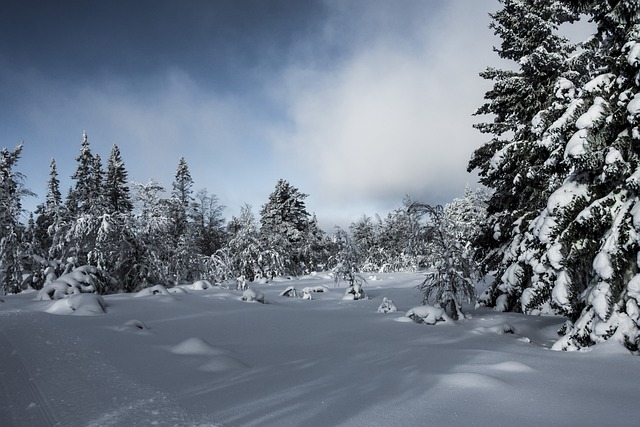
[241, 288, 265, 303]
[192, 280, 214, 291]
[116, 319, 149, 333]
[171, 338, 249, 372]
[45, 294, 106, 316]
[135, 285, 171, 297]
[438, 372, 505, 389]
[377, 297, 398, 313]
[473, 324, 516, 335]
[472, 361, 535, 373]
[404, 305, 453, 325]
[200, 356, 249, 372]
[171, 337, 227, 356]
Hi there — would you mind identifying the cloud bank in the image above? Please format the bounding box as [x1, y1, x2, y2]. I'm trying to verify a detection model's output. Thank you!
[272, 1, 497, 222]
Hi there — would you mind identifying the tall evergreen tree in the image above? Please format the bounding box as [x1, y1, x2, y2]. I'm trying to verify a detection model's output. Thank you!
[469, 0, 582, 311]
[0, 144, 33, 294]
[259, 179, 311, 275]
[105, 144, 132, 214]
[171, 156, 194, 239]
[537, 0, 640, 351]
[34, 159, 63, 255]
[70, 131, 95, 215]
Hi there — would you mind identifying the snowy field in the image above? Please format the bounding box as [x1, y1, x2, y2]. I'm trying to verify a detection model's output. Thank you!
[1, 272, 639, 427]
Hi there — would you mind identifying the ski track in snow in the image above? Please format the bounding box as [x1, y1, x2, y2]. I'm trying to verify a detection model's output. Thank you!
[0, 310, 221, 426]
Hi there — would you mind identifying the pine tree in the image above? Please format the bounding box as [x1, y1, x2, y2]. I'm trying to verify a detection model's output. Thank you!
[70, 131, 96, 215]
[0, 144, 33, 294]
[540, 0, 640, 352]
[171, 156, 194, 240]
[34, 159, 63, 255]
[469, 0, 582, 311]
[259, 179, 311, 275]
[105, 144, 132, 214]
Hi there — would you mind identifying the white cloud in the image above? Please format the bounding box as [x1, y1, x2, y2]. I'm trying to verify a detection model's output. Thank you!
[273, 1, 497, 219]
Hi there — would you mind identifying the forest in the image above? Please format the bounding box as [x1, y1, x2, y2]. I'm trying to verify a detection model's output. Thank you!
[2, 0, 640, 354]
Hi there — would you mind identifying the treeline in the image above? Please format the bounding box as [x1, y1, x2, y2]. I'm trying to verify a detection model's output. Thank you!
[0, 133, 486, 302]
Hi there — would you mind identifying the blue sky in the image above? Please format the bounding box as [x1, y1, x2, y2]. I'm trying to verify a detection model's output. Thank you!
[1, 0, 502, 229]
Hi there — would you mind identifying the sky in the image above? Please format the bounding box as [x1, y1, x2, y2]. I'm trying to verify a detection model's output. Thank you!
[1, 0, 503, 229]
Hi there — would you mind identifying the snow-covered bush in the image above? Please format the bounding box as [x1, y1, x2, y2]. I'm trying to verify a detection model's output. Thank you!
[36, 265, 101, 300]
[280, 286, 297, 298]
[377, 297, 397, 313]
[343, 283, 367, 300]
[404, 305, 453, 325]
[242, 288, 265, 303]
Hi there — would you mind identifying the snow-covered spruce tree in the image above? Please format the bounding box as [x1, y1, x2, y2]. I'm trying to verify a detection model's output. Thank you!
[411, 190, 486, 320]
[68, 131, 106, 216]
[34, 159, 62, 257]
[539, 0, 640, 352]
[469, 0, 583, 311]
[259, 179, 312, 276]
[130, 180, 173, 286]
[104, 144, 133, 215]
[167, 156, 202, 284]
[65, 132, 108, 266]
[215, 204, 269, 281]
[0, 144, 33, 294]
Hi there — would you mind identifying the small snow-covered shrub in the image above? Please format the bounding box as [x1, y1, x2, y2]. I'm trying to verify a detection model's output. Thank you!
[36, 265, 100, 300]
[377, 297, 397, 313]
[242, 288, 265, 303]
[343, 283, 367, 300]
[135, 284, 171, 297]
[280, 286, 297, 298]
[405, 305, 453, 325]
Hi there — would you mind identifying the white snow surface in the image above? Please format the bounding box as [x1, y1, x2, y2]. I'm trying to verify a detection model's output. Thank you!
[1, 272, 640, 426]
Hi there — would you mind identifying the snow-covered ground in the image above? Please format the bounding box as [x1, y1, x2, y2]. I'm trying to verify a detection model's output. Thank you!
[1, 272, 639, 426]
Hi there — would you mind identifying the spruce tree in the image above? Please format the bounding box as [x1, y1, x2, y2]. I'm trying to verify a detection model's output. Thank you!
[171, 156, 194, 239]
[259, 179, 311, 275]
[34, 159, 63, 255]
[105, 144, 132, 214]
[70, 131, 95, 215]
[469, 0, 581, 311]
[0, 144, 32, 294]
[541, 0, 640, 351]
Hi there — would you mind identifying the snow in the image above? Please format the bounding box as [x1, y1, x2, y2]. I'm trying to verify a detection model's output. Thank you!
[626, 41, 640, 66]
[627, 93, 640, 116]
[576, 97, 607, 129]
[564, 128, 589, 158]
[546, 180, 589, 214]
[1, 272, 640, 426]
